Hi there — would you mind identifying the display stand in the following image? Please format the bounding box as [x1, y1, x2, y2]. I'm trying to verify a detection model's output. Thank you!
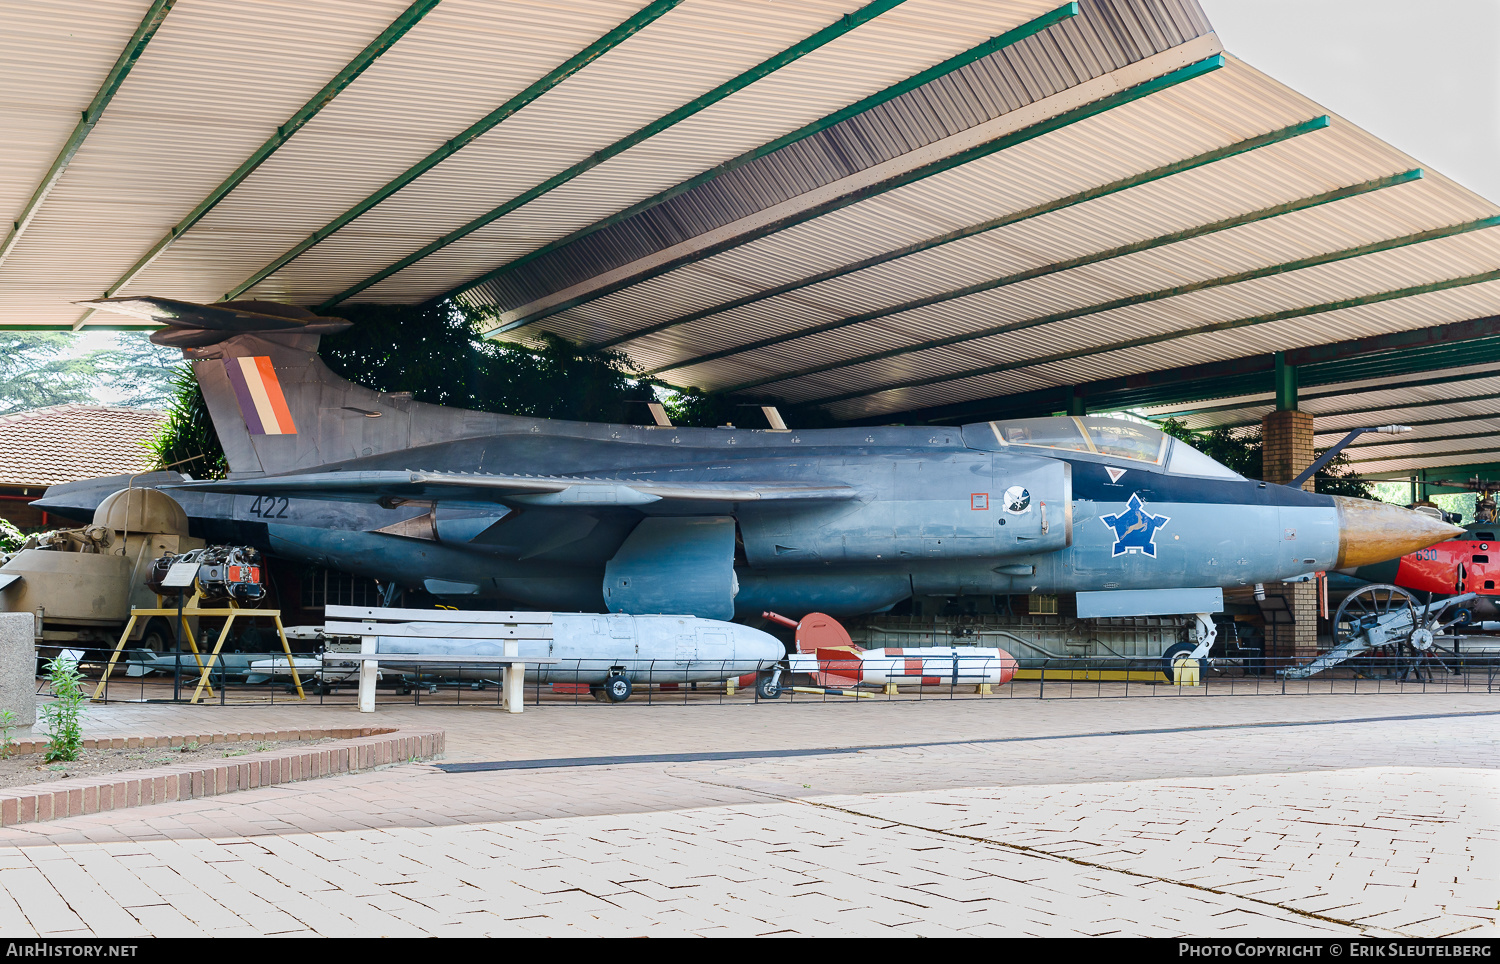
[92, 592, 304, 704]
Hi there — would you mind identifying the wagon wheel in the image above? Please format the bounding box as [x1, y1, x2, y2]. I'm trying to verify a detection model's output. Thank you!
[1333, 584, 1418, 679]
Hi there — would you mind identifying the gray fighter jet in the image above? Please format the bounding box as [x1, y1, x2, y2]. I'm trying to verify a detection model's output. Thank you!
[42, 299, 1457, 659]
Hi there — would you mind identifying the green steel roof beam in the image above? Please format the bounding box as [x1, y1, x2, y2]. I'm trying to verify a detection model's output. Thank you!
[1214, 395, 1500, 431]
[444, 3, 1081, 322]
[314, 0, 917, 310]
[595, 115, 1327, 353]
[1343, 431, 1500, 450]
[805, 263, 1500, 408]
[0, 324, 154, 332]
[659, 166, 1417, 378]
[1360, 462, 1500, 483]
[1146, 367, 1500, 420]
[727, 194, 1485, 397]
[0, 0, 176, 269]
[487, 53, 1230, 335]
[88, 0, 441, 314]
[1348, 445, 1500, 466]
[224, 0, 687, 303]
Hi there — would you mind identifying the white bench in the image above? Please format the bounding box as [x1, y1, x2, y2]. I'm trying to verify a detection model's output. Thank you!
[323, 605, 559, 713]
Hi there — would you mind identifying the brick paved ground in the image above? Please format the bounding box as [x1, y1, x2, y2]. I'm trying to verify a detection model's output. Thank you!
[0, 694, 1492, 936]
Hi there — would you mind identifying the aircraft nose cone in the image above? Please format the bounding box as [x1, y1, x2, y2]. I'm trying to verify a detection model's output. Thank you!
[1333, 496, 1465, 568]
[736, 625, 786, 664]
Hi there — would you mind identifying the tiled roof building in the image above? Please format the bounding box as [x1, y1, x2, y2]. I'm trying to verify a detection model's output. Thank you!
[0, 405, 164, 528]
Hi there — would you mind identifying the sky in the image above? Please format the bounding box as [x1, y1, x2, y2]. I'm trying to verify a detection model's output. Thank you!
[1198, 0, 1500, 204]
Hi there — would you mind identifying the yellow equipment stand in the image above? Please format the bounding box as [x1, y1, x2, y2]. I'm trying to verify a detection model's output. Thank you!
[92, 595, 304, 704]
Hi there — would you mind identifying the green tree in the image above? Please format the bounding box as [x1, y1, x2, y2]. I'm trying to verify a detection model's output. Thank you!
[0, 333, 99, 414]
[660, 386, 839, 430]
[321, 303, 663, 422]
[94, 333, 184, 409]
[145, 368, 228, 479]
[1157, 419, 1263, 479]
[0, 519, 23, 554]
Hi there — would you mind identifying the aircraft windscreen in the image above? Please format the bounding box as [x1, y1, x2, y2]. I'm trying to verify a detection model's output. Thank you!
[1081, 418, 1167, 463]
[984, 417, 1167, 464]
[1165, 439, 1245, 480]
[988, 418, 1093, 453]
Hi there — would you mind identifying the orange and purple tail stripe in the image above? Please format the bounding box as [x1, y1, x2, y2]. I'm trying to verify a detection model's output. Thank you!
[223, 357, 296, 435]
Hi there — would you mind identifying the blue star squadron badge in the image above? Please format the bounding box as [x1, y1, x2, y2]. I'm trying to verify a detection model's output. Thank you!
[1101, 494, 1170, 558]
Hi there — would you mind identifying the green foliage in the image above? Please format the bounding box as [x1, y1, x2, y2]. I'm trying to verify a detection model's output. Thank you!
[1157, 419, 1263, 480]
[0, 333, 100, 414]
[0, 710, 17, 760]
[40, 657, 86, 763]
[96, 333, 185, 409]
[0, 332, 183, 416]
[661, 386, 840, 430]
[1310, 451, 1372, 499]
[1155, 417, 1370, 498]
[145, 367, 228, 479]
[0, 519, 23, 554]
[321, 303, 659, 422]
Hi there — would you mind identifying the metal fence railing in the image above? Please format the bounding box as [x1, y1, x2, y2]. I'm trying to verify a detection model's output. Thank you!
[70, 650, 1500, 707]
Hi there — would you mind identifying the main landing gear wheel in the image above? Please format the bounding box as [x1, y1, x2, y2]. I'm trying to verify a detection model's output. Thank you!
[1333, 584, 1417, 679]
[756, 672, 782, 700]
[1160, 641, 1205, 684]
[601, 674, 632, 703]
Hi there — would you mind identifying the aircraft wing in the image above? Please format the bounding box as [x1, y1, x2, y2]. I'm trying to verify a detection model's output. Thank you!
[166, 471, 858, 506]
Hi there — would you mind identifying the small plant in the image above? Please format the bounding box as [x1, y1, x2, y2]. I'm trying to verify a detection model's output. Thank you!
[0, 709, 18, 759]
[178, 741, 200, 753]
[39, 656, 86, 763]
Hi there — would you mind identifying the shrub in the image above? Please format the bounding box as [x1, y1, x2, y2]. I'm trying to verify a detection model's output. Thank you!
[40, 657, 86, 763]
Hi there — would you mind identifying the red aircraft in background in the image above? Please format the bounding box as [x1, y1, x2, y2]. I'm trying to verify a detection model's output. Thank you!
[1345, 481, 1500, 621]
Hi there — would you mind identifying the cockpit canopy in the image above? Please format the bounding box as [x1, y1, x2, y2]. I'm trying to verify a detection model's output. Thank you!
[961, 416, 1244, 481]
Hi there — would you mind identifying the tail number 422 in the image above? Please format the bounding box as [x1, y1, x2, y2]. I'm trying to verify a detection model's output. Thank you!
[248, 496, 290, 519]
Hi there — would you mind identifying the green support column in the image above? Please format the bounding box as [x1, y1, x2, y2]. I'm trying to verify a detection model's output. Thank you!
[1273, 352, 1298, 411]
[1066, 389, 1086, 417]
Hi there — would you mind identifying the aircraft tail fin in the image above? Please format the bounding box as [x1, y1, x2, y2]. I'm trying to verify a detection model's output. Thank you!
[80, 297, 504, 477]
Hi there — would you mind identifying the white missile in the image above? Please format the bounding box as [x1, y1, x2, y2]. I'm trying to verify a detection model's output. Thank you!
[326, 612, 785, 688]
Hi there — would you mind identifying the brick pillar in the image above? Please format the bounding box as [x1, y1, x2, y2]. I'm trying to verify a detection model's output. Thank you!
[1261, 409, 1315, 492]
[1260, 409, 1319, 659]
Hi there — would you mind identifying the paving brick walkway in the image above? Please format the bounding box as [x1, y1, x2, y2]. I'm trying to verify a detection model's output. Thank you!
[0, 694, 1492, 936]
